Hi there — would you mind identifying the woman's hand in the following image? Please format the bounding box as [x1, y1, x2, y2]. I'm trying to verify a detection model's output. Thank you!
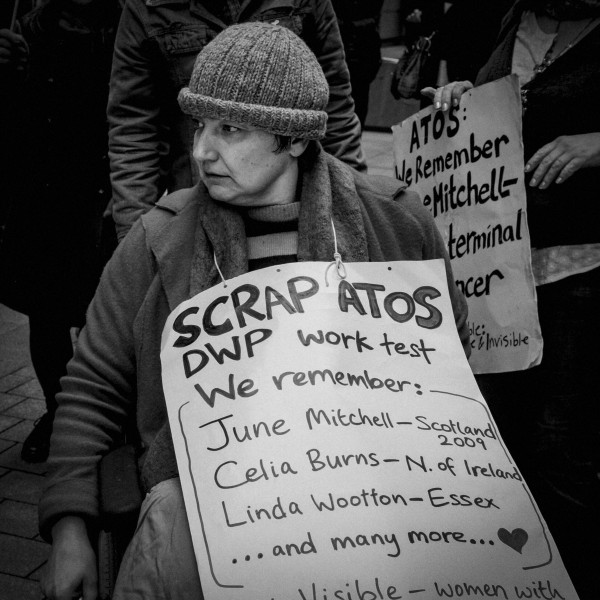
[0, 29, 28, 70]
[406, 8, 423, 23]
[41, 517, 98, 600]
[525, 133, 600, 188]
[421, 80, 474, 111]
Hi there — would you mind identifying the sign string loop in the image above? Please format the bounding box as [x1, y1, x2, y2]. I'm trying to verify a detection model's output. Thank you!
[325, 218, 347, 286]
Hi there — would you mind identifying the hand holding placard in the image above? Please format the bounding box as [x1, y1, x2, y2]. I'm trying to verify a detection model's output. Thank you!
[392, 76, 543, 374]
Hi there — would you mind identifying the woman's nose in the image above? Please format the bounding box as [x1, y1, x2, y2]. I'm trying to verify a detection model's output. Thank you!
[193, 127, 218, 163]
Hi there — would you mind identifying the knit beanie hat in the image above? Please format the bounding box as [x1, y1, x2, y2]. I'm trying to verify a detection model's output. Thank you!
[178, 22, 329, 140]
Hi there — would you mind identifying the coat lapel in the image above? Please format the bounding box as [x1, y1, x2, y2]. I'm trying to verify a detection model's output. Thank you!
[190, 190, 248, 296]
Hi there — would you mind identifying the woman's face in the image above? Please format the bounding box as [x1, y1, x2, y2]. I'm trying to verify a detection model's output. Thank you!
[192, 118, 300, 208]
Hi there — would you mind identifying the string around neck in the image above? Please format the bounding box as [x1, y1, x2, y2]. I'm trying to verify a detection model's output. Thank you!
[522, 16, 600, 112]
[213, 251, 227, 287]
[534, 16, 599, 75]
[325, 218, 347, 286]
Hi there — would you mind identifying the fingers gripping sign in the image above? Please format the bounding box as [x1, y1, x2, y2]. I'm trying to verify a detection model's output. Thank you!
[0, 28, 28, 70]
[421, 81, 474, 111]
[525, 132, 600, 188]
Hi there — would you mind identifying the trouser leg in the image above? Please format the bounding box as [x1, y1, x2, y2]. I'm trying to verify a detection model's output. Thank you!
[28, 311, 73, 415]
[113, 478, 203, 600]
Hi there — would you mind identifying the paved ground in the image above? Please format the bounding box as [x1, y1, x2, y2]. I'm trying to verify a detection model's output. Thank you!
[360, 129, 396, 179]
[0, 129, 397, 599]
[0, 305, 49, 599]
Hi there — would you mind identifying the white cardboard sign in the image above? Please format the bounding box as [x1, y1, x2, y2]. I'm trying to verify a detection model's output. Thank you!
[392, 76, 543, 374]
[161, 260, 577, 600]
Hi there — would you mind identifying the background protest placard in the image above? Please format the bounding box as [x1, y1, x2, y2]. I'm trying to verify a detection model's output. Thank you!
[392, 76, 542, 374]
[161, 260, 577, 600]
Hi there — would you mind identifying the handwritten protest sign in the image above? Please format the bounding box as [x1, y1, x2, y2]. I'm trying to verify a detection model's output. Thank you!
[392, 76, 542, 374]
[161, 260, 577, 600]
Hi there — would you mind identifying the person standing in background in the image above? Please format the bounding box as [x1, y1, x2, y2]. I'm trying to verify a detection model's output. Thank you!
[331, 0, 384, 128]
[402, 0, 446, 48]
[0, 0, 121, 463]
[425, 1, 600, 596]
[108, 0, 366, 242]
[435, 0, 514, 84]
[401, 0, 448, 96]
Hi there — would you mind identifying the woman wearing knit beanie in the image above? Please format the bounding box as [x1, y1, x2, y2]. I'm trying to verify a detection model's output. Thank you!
[39, 23, 469, 600]
[176, 22, 330, 210]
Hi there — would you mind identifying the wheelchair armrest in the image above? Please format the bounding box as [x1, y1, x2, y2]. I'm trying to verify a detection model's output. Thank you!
[98, 443, 143, 599]
[99, 443, 143, 529]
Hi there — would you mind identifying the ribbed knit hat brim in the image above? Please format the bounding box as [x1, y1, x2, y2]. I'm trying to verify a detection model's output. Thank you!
[177, 22, 329, 140]
[178, 92, 328, 140]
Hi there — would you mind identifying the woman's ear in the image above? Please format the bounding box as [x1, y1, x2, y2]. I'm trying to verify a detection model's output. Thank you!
[289, 137, 310, 157]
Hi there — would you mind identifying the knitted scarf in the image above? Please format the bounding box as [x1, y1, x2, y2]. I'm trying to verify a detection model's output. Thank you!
[188, 146, 370, 296]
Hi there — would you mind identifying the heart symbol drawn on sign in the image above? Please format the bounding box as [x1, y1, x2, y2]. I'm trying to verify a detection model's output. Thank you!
[498, 528, 528, 553]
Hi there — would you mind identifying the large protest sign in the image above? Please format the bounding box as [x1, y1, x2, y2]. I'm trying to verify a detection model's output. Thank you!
[161, 260, 577, 600]
[392, 76, 542, 374]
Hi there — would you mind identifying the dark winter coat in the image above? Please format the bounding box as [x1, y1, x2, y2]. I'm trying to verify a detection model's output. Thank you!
[108, 0, 366, 240]
[475, 1, 600, 249]
[0, 2, 120, 321]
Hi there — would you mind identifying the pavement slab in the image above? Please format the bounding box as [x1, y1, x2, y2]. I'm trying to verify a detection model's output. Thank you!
[0, 573, 42, 600]
[0, 327, 31, 377]
[0, 470, 46, 504]
[2, 398, 46, 420]
[0, 415, 22, 434]
[0, 500, 40, 538]
[0, 438, 16, 455]
[0, 393, 26, 411]
[0, 533, 50, 577]
[0, 419, 35, 442]
[0, 367, 36, 394]
[7, 379, 44, 401]
[0, 443, 49, 475]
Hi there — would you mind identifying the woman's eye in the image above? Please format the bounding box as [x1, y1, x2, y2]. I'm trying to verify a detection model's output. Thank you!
[223, 124, 240, 133]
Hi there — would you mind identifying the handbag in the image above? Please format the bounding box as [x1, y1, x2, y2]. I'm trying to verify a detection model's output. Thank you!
[390, 31, 436, 100]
